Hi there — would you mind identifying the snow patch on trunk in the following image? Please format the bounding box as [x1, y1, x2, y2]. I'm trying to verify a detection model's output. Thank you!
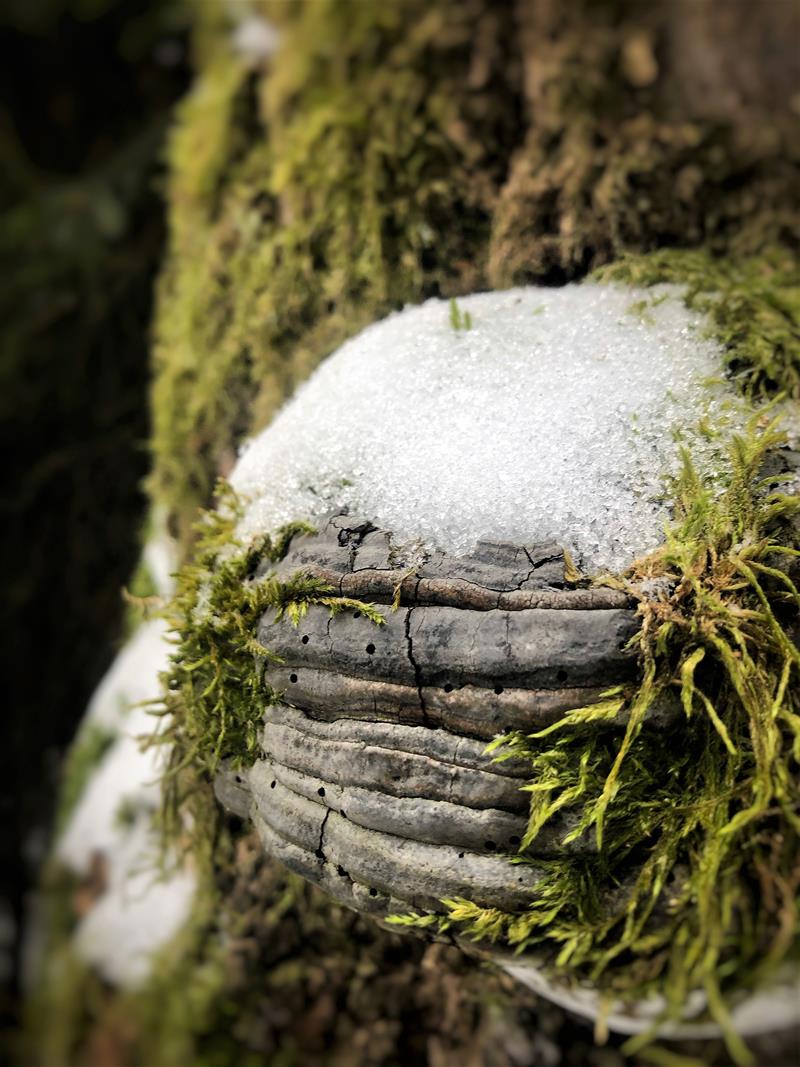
[55, 546, 195, 989]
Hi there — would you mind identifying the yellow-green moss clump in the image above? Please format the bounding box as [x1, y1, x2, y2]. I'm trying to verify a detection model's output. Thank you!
[153, 256, 798, 1064]
[596, 250, 800, 400]
[151, 0, 520, 546]
[378, 242, 800, 1065]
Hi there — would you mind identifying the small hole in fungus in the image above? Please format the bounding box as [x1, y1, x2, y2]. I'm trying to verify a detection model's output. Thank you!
[485, 840, 496, 851]
[369, 888, 378, 897]
[336, 865, 347, 877]
[289, 673, 298, 683]
[443, 683, 453, 693]
[353, 611, 361, 619]
[494, 685, 504, 695]
[556, 669, 567, 682]
[317, 787, 326, 797]
[270, 780, 276, 789]
[509, 835, 521, 846]
[341, 810, 347, 819]
[366, 643, 376, 655]
[314, 849, 325, 859]
[301, 635, 309, 644]
[234, 775, 242, 784]
[458, 852, 465, 859]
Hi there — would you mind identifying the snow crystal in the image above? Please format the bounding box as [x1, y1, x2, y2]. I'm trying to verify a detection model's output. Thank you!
[56, 547, 196, 989]
[231, 284, 744, 574]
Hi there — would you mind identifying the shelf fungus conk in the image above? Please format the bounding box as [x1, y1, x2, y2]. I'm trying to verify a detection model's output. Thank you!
[212, 287, 799, 1040]
[216, 514, 640, 909]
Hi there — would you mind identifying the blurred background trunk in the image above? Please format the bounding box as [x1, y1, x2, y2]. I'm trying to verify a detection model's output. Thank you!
[0, 0, 188, 1035]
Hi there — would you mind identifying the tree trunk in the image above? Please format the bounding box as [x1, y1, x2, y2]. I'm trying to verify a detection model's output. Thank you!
[29, 2, 799, 1065]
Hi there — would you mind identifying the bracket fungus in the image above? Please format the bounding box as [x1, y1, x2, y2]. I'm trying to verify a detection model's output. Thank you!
[171, 284, 798, 1049]
[217, 516, 639, 905]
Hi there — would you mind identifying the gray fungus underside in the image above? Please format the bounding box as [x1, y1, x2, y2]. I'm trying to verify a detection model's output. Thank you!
[216, 514, 656, 916]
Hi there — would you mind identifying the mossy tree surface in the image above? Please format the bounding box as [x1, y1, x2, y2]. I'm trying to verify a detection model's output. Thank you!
[34, 1, 800, 1065]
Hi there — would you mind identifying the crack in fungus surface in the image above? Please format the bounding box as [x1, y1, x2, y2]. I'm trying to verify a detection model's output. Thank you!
[404, 602, 429, 727]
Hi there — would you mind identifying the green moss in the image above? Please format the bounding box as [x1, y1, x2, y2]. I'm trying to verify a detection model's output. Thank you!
[121, 549, 162, 638]
[24, 946, 101, 1067]
[449, 297, 473, 331]
[486, 4, 800, 288]
[150, 2, 800, 555]
[391, 415, 800, 1065]
[36, 3, 800, 1063]
[595, 249, 800, 399]
[23, 853, 106, 1067]
[150, 0, 800, 564]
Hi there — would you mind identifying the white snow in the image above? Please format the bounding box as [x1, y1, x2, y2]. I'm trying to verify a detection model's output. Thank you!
[505, 959, 800, 1040]
[57, 699, 166, 874]
[55, 542, 196, 989]
[231, 284, 744, 574]
[231, 14, 280, 65]
[82, 618, 171, 733]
